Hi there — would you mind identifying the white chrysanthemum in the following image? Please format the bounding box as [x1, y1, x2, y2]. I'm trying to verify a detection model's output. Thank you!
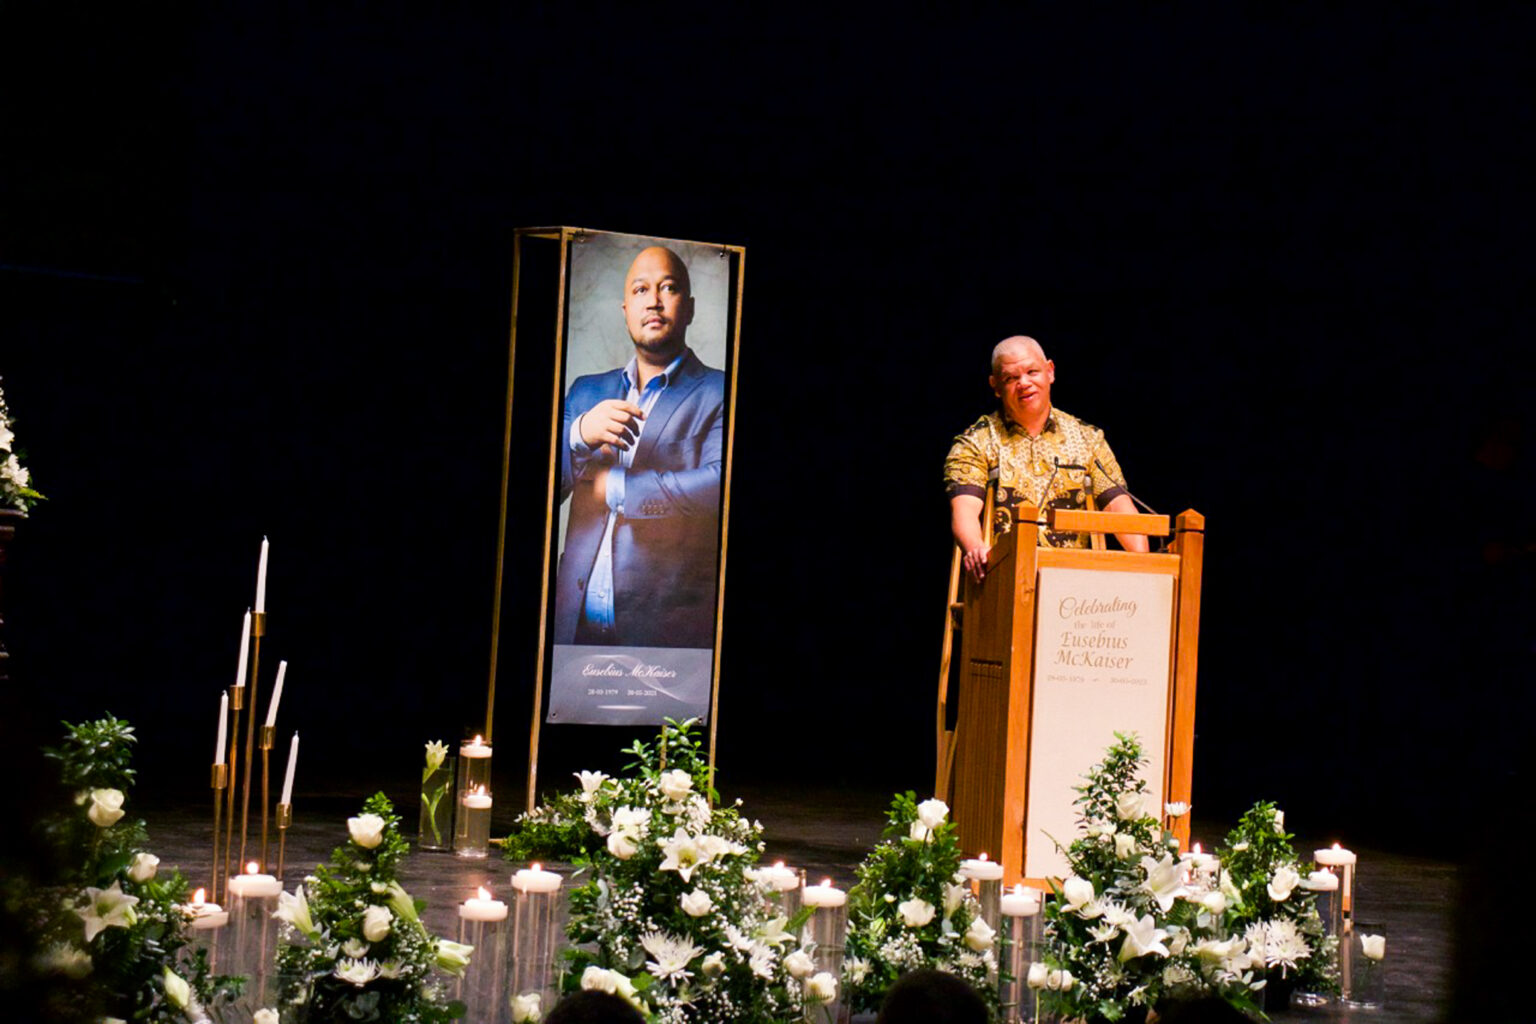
[334, 958, 380, 986]
[341, 938, 369, 958]
[641, 931, 702, 983]
[1260, 919, 1311, 973]
[844, 956, 871, 985]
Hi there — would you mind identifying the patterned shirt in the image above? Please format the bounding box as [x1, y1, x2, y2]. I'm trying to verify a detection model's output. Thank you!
[943, 407, 1131, 549]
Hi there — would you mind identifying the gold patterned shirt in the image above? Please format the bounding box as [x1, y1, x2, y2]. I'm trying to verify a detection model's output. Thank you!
[943, 407, 1131, 548]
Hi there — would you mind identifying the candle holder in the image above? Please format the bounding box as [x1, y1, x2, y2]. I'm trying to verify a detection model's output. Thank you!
[455, 738, 493, 858]
[419, 754, 457, 852]
[275, 802, 293, 881]
[458, 894, 510, 1024]
[802, 893, 847, 1024]
[755, 863, 802, 921]
[184, 892, 230, 974]
[210, 762, 229, 905]
[510, 868, 565, 1022]
[238, 611, 267, 872]
[999, 888, 1043, 1023]
[960, 857, 1005, 935]
[226, 866, 283, 1017]
[1340, 921, 1386, 1010]
[1289, 872, 1341, 1009]
[224, 685, 244, 897]
[259, 724, 275, 872]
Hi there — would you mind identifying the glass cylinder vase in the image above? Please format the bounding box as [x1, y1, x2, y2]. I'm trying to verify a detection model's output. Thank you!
[999, 887, 1044, 1023]
[510, 867, 565, 1022]
[801, 885, 847, 1024]
[1341, 922, 1386, 1010]
[455, 737, 494, 858]
[458, 894, 510, 1024]
[226, 868, 283, 1017]
[419, 753, 457, 852]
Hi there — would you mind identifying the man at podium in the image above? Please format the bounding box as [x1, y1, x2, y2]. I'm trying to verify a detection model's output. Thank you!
[945, 336, 1149, 581]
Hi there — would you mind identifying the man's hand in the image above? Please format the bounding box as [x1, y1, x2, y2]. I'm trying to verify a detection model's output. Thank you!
[578, 399, 646, 451]
[961, 541, 991, 583]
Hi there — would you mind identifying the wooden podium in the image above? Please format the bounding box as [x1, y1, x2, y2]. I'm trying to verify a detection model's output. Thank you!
[937, 506, 1205, 884]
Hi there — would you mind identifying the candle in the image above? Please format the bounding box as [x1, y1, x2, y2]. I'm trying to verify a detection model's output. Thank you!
[265, 661, 288, 728]
[960, 855, 1005, 881]
[463, 786, 493, 810]
[460, 736, 493, 759]
[460, 885, 509, 921]
[234, 608, 251, 690]
[185, 888, 229, 930]
[1303, 869, 1340, 891]
[215, 692, 229, 765]
[1181, 843, 1217, 870]
[227, 862, 282, 898]
[760, 862, 800, 892]
[511, 863, 563, 894]
[1000, 884, 1041, 917]
[280, 733, 299, 805]
[1314, 843, 1357, 867]
[802, 878, 846, 908]
[255, 537, 269, 614]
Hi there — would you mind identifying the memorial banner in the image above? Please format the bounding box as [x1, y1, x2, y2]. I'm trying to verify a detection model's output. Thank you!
[1025, 566, 1175, 879]
[545, 231, 736, 725]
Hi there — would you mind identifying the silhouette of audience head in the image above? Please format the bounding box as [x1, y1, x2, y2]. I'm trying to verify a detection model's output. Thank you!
[876, 968, 988, 1024]
[543, 989, 646, 1024]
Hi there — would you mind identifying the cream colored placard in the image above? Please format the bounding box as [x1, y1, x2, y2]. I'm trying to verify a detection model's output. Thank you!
[1024, 567, 1175, 879]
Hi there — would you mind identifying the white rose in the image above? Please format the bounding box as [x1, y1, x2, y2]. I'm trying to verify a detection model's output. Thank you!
[1049, 968, 1075, 991]
[658, 769, 694, 802]
[1027, 962, 1049, 989]
[128, 852, 160, 883]
[607, 830, 638, 860]
[806, 972, 838, 1003]
[347, 813, 385, 849]
[964, 917, 996, 952]
[1266, 866, 1301, 902]
[162, 967, 191, 1009]
[680, 889, 714, 917]
[908, 820, 933, 843]
[1273, 808, 1286, 832]
[511, 993, 542, 1022]
[1200, 891, 1227, 916]
[1361, 933, 1386, 961]
[254, 1010, 280, 1024]
[1114, 832, 1136, 859]
[784, 949, 816, 978]
[1115, 790, 1146, 821]
[943, 882, 968, 917]
[915, 798, 949, 829]
[897, 897, 936, 928]
[1062, 876, 1095, 911]
[361, 904, 392, 942]
[582, 965, 618, 994]
[87, 789, 126, 828]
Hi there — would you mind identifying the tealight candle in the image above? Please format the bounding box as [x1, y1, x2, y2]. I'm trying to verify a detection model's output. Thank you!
[463, 787, 493, 810]
[1000, 885, 1041, 917]
[460, 736, 493, 759]
[227, 862, 283, 899]
[461, 886, 509, 922]
[802, 879, 847, 908]
[185, 888, 229, 930]
[959, 855, 1005, 881]
[512, 864, 563, 894]
[1304, 869, 1340, 891]
[759, 862, 801, 892]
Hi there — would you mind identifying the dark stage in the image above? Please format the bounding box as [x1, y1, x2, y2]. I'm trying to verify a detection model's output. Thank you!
[3, 7, 1531, 1021]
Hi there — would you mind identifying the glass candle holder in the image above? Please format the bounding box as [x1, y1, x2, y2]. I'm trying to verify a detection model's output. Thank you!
[510, 865, 564, 1020]
[754, 862, 803, 921]
[226, 866, 283, 1016]
[455, 738, 493, 858]
[999, 887, 1043, 1023]
[960, 856, 1005, 935]
[801, 880, 847, 1024]
[1289, 870, 1341, 1009]
[419, 752, 457, 852]
[183, 890, 230, 974]
[458, 889, 510, 1024]
[1341, 922, 1386, 1009]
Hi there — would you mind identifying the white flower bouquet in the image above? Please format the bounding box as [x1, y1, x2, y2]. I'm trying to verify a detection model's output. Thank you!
[274, 794, 469, 1023]
[0, 376, 44, 513]
[561, 719, 815, 1023]
[841, 793, 998, 1017]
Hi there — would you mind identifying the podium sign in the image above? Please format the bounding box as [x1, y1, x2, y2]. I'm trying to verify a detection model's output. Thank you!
[1025, 567, 1175, 879]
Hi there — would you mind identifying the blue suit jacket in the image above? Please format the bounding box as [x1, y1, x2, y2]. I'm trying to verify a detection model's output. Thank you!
[554, 349, 725, 648]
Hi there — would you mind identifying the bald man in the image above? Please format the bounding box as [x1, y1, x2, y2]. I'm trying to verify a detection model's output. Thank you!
[555, 246, 726, 648]
[945, 336, 1148, 580]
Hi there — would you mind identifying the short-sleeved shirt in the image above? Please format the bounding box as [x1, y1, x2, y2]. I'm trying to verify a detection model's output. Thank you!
[943, 407, 1130, 548]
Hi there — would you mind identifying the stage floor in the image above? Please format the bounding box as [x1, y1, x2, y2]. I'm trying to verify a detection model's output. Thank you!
[143, 784, 1454, 1023]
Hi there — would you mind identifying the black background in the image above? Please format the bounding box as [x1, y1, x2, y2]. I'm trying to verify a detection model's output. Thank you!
[4, 6, 1531, 855]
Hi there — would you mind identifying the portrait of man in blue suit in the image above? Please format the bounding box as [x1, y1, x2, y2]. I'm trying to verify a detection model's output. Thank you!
[553, 245, 725, 649]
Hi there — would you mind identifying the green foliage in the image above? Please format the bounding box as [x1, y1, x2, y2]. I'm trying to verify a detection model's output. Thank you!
[276, 794, 466, 1023]
[842, 792, 998, 1017]
[500, 789, 603, 864]
[12, 715, 240, 1022]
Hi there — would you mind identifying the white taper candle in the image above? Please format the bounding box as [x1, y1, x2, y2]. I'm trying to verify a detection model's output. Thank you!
[255, 537, 269, 614]
[280, 732, 299, 805]
[265, 660, 288, 728]
[215, 691, 229, 764]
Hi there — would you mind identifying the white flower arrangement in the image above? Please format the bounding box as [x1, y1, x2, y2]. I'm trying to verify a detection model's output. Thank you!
[841, 793, 998, 1016]
[561, 719, 812, 1023]
[0, 377, 43, 512]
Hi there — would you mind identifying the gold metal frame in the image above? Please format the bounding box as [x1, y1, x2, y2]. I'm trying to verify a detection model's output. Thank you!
[483, 227, 747, 811]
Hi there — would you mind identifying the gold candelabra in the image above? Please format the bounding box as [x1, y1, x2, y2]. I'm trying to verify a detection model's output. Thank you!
[238, 611, 266, 871]
[223, 683, 244, 888]
[276, 802, 292, 879]
[210, 762, 229, 904]
[259, 724, 275, 871]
